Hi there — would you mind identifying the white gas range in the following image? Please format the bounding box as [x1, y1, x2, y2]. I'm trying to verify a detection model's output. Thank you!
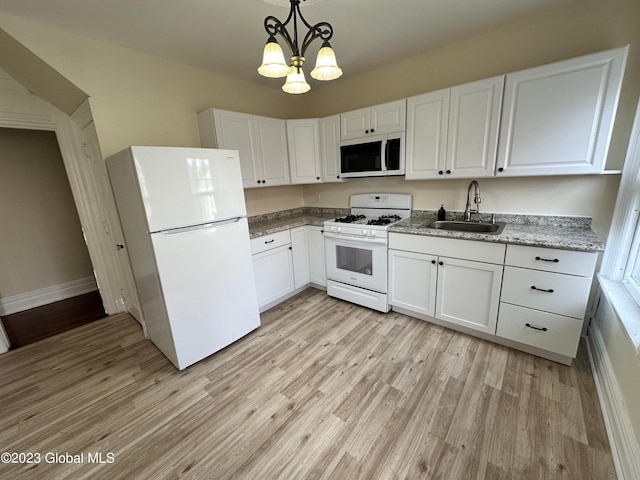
[324, 193, 412, 312]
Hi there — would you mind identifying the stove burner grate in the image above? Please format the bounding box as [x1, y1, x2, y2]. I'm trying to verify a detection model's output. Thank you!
[366, 214, 402, 226]
[334, 214, 366, 223]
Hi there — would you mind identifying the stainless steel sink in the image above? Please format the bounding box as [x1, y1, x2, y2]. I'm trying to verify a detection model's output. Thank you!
[423, 220, 506, 235]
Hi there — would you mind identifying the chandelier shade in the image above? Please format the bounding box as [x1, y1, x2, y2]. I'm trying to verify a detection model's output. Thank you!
[258, 0, 341, 94]
[282, 66, 311, 94]
[310, 43, 343, 80]
[257, 37, 290, 78]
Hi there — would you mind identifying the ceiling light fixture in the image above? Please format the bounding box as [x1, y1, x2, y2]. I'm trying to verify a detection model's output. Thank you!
[258, 0, 342, 94]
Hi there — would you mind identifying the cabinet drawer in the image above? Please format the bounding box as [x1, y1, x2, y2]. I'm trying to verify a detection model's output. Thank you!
[501, 266, 592, 318]
[388, 233, 506, 264]
[496, 303, 582, 358]
[505, 245, 597, 276]
[250, 230, 291, 255]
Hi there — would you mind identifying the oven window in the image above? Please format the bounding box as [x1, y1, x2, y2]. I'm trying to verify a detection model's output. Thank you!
[336, 245, 373, 275]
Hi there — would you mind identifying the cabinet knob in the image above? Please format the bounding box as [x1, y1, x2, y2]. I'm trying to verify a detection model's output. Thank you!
[316, 176, 320, 180]
[438, 261, 444, 266]
[365, 129, 369, 134]
[438, 170, 444, 175]
[446, 169, 451, 174]
[116, 244, 125, 250]
[498, 167, 504, 172]
[431, 260, 436, 264]
[370, 128, 375, 133]
[337, 175, 340, 179]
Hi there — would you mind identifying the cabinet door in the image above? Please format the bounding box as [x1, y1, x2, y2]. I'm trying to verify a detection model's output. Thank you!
[254, 116, 290, 187]
[211, 110, 261, 188]
[291, 226, 310, 289]
[320, 115, 343, 183]
[405, 89, 450, 180]
[287, 119, 321, 184]
[496, 46, 627, 176]
[371, 99, 406, 135]
[340, 107, 370, 140]
[446, 76, 503, 178]
[389, 249, 437, 317]
[252, 244, 294, 309]
[307, 226, 326, 286]
[435, 257, 503, 335]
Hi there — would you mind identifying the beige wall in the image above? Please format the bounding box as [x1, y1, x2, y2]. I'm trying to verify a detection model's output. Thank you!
[304, 174, 620, 241]
[0, 128, 94, 297]
[594, 295, 640, 449]
[1, 0, 638, 222]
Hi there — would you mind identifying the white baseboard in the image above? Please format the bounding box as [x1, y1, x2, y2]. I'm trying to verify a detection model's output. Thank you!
[587, 325, 640, 480]
[0, 276, 98, 316]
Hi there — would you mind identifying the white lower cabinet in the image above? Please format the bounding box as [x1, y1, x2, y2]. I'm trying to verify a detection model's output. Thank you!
[291, 226, 310, 288]
[251, 231, 294, 311]
[389, 234, 597, 364]
[307, 226, 326, 287]
[388, 250, 437, 317]
[388, 234, 505, 335]
[496, 244, 598, 361]
[251, 225, 325, 312]
[435, 256, 503, 335]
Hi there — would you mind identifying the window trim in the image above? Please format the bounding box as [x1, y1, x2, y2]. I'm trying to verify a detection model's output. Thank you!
[599, 97, 640, 352]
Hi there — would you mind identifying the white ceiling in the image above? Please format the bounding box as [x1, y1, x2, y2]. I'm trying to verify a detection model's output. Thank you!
[0, 0, 586, 91]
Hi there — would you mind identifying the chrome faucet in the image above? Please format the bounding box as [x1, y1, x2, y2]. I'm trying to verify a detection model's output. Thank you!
[464, 180, 481, 221]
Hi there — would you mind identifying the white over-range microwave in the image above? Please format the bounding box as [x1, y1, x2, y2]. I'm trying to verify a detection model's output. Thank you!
[339, 132, 405, 178]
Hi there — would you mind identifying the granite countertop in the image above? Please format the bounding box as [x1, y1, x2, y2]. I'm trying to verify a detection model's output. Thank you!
[248, 207, 345, 239]
[248, 208, 604, 252]
[390, 213, 604, 252]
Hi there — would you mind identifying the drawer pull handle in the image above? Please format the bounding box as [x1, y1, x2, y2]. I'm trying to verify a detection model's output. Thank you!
[535, 256, 559, 263]
[531, 286, 554, 293]
[525, 323, 548, 332]
[264, 239, 275, 244]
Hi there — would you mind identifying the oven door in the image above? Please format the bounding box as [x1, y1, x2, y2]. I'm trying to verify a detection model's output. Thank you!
[324, 232, 388, 293]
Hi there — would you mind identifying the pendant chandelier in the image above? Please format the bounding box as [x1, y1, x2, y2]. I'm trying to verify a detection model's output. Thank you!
[258, 0, 342, 94]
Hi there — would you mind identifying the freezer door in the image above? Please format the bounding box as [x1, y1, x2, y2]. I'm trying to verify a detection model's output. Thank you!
[131, 146, 247, 232]
[150, 217, 260, 369]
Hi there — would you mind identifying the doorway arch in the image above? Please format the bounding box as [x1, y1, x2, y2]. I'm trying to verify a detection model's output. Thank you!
[0, 69, 143, 352]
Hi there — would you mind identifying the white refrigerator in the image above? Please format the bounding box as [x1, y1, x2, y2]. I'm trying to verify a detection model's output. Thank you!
[107, 146, 260, 370]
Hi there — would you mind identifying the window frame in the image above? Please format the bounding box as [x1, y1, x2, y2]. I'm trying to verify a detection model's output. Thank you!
[598, 97, 640, 351]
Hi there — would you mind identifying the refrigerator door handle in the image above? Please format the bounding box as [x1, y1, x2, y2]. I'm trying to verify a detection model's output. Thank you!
[159, 217, 243, 235]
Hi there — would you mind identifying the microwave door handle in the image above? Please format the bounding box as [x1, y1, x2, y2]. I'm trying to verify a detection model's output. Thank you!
[382, 138, 388, 172]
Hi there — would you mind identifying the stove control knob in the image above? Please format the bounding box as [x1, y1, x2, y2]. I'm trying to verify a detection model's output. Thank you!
[362, 229, 368, 235]
[337, 227, 342, 233]
[370, 230, 377, 237]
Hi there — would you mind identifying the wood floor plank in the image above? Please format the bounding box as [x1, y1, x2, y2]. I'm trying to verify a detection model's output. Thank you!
[0, 288, 617, 480]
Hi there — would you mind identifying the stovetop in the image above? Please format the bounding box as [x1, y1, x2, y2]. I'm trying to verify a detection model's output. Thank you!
[330, 214, 403, 227]
[324, 194, 412, 239]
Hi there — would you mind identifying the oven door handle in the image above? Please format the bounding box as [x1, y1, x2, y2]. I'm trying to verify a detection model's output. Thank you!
[324, 232, 388, 245]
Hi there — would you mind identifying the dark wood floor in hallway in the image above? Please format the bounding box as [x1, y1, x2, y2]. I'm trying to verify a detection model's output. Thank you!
[0, 288, 616, 479]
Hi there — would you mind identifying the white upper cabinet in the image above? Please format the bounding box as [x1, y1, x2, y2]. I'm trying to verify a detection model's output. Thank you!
[405, 89, 450, 179]
[496, 46, 628, 176]
[319, 114, 343, 183]
[405, 76, 504, 180]
[340, 99, 406, 140]
[197, 108, 290, 188]
[287, 119, 322, 184]
[446, 76, 504, 178]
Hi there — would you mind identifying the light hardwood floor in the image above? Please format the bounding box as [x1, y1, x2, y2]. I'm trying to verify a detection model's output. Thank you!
[0, 288, 616, 479]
